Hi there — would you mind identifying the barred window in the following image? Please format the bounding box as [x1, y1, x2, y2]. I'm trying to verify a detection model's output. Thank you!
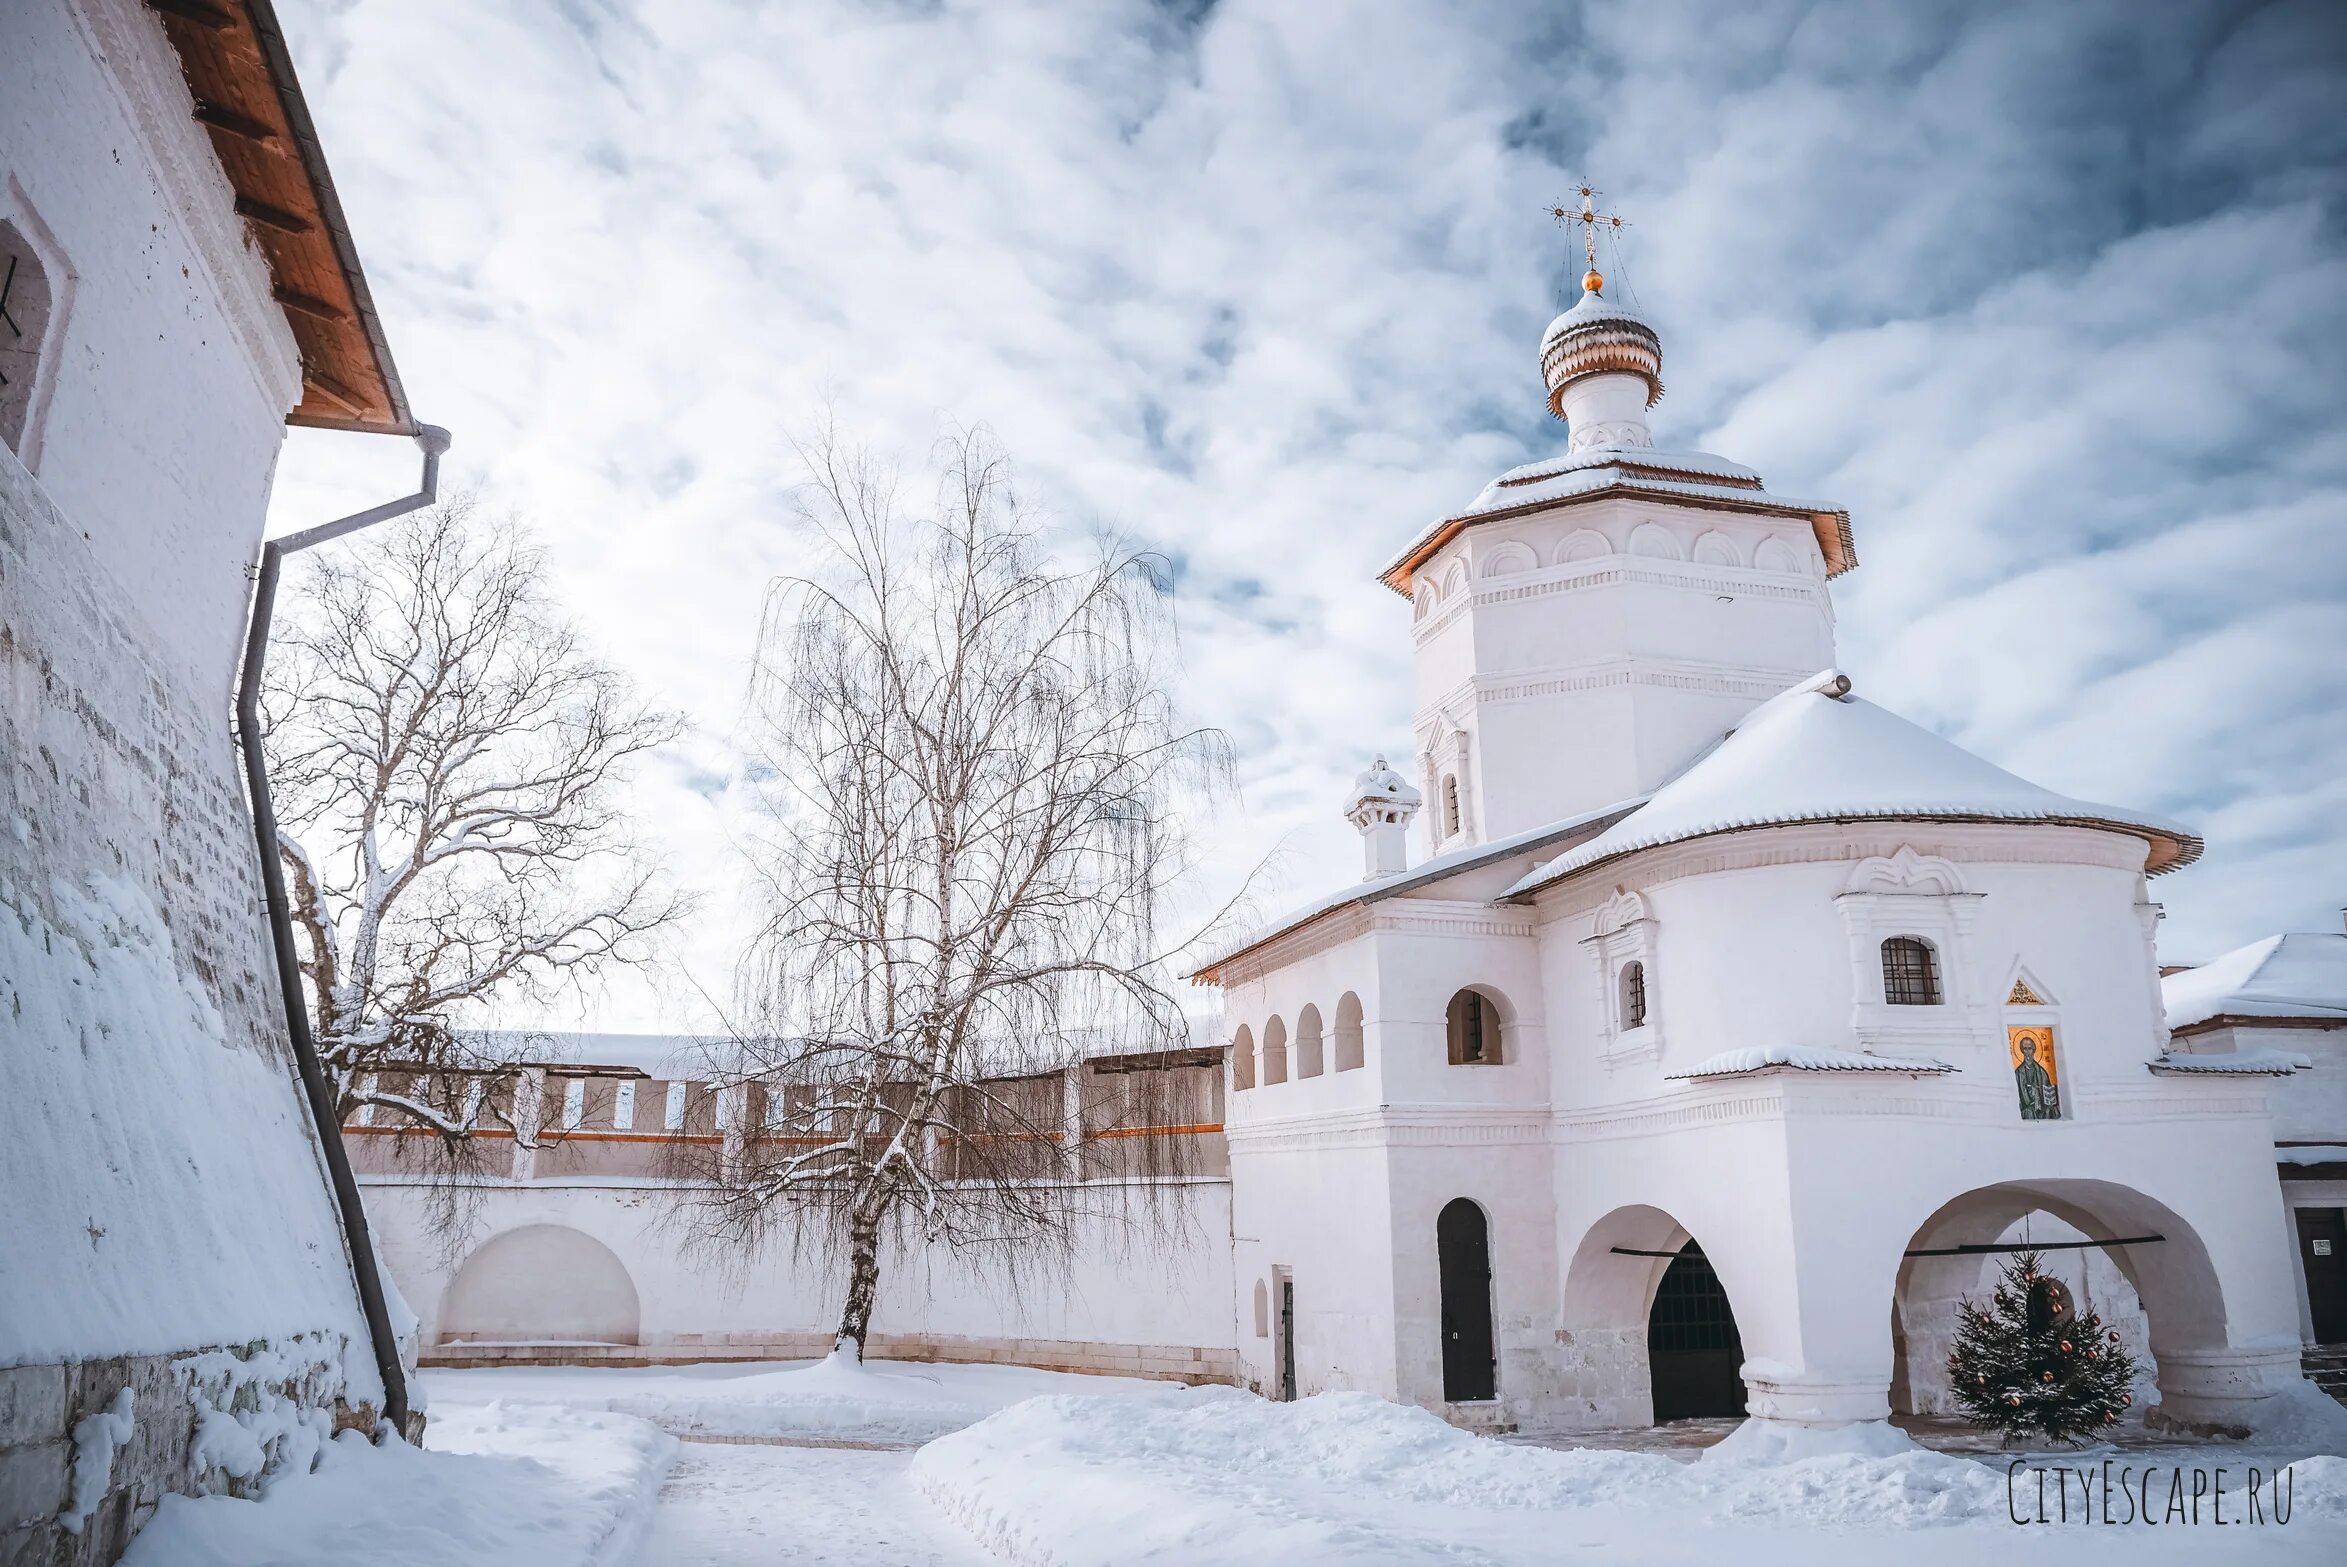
[1619, 961, 1648, 1030]
[1882, 937, 1942, 1006]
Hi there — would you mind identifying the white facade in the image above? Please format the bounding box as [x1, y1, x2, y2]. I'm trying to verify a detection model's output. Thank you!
[1199, 277, 2309, 1437]
[3, 3, 406, 1560]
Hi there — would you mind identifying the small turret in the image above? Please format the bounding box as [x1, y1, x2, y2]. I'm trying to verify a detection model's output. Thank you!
[1345, 756, 1423, 879]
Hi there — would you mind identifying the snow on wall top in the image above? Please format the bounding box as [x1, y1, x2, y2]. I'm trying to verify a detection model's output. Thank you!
[1506, 671, 2200, 898]
[2148, 1049, 2310, 1076]
[2161, 932, 2347, 1032]
[1666, 1044, 1956, 1079]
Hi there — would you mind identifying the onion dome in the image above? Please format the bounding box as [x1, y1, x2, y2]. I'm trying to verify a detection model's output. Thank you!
[1539, 281, 1663, 420]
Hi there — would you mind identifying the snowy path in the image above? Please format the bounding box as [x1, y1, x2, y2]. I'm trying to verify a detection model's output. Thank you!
[645, 1439, 985, 1566]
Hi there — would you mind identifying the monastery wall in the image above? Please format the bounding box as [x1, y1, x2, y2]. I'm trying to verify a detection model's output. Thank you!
[0, 9, 376, 1562]
[370, 1177, 1239, 1385]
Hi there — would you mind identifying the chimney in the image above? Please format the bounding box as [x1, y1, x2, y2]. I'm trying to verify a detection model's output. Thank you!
[1345, 757, 1423, 879]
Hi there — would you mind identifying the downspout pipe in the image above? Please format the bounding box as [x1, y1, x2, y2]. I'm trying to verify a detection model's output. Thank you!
[234, 423, 450, 1441]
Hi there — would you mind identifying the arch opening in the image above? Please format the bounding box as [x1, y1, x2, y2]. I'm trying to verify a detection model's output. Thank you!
[1890, 1181, 2229, 1424]
[440, 1224, 640, 1345]
[1230, 1024, 1255, 1091]
[1445, 987, 1502, 1065]
[1261, 1016, 1289, 1085]
[1560, 1205, 1751, 1427]
[1333, 992, 1365, 1072]
[1294, 1004, 1325, 1078]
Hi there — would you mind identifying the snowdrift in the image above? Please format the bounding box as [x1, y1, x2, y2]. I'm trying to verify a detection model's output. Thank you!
[119, 1404, 675, 1567]
[911, 1391, 2347, 1566]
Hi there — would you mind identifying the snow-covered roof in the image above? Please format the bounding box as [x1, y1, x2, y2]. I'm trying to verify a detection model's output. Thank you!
[1506, 670, 2200, 898]
[2279, 1145, 2347, 1166]
[1539, 288, 1660, 346]
[1666, 1044, 1954, 1080]
[1187, 798, 1643, 983]
[2148, 1049, 2309, 1077]
[2161, 933, 2347, 1034]
[466, 1030, 727, 1079]
[1376, 448, 1855, 593]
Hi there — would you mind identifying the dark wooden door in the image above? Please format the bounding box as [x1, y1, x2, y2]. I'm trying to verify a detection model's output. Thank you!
[2299, 1208, 2347, 1345]
[1648, 1242, 1745, 1421]
[1438, 1198, 1496, 1402]
[1278, 1277, 1297, 1402]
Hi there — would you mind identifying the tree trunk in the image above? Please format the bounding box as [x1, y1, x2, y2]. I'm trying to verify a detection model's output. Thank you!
[837, 1202, 884, 1359]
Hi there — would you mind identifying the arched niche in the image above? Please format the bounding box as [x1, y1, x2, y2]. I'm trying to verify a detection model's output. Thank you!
[440, 1224, 641, 1345]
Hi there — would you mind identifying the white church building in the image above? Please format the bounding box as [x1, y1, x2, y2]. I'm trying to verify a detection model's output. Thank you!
[360, 257, 2329, 1444]
[1191, 259, 2311, 1438]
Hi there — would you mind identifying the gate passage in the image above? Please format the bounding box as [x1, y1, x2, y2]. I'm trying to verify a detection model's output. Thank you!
[1648, 1242, 1745, 1421]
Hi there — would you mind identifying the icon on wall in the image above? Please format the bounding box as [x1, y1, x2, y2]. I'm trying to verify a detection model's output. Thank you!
[2008, 1025, 2061, 1121]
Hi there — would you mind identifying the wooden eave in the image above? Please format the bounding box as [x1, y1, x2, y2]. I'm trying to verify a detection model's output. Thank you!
[2168, 1013, 2347, 1041]
[148, 0, 411, 434]
[1377, 476, 1855, 596]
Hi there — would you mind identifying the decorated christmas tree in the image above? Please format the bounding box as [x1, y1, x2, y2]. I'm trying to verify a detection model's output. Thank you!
[1945, 1249, 2141, 1445]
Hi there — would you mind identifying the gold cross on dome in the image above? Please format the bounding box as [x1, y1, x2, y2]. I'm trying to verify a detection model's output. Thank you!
[1548, 183, 1626, 293]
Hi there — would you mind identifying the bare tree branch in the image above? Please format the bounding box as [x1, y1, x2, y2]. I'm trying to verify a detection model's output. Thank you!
[694, 422, 1239, 1357]
[262, 498, 695, 1191]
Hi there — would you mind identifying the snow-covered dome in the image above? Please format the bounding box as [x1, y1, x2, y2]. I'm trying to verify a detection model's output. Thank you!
[1540, 284, 1663, 419]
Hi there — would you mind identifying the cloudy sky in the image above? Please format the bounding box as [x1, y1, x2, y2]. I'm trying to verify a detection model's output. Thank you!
[268, 0, 2347, 1032]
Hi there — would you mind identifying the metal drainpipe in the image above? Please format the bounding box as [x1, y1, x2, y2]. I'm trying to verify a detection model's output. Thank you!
[234, 423, 451, 1441]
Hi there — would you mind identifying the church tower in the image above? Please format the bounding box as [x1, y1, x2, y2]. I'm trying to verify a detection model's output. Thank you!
[1380, 193, 1860, 851]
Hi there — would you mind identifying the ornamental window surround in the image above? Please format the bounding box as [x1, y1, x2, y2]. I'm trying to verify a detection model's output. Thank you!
[1585, 889, 1663, 1068]
[1836, 848, 1983, 1054]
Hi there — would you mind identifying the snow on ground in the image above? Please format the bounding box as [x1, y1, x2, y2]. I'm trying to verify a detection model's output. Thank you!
[119, 1403, 675, 1567]
[647, 1441, 984, 1566]
[913, 1389, 2347, 1566]
[428, 1346, 1227, 1444]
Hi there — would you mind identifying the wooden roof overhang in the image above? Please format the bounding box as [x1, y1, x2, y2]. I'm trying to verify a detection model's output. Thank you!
[1378, 472, 1856, 597]
[148, 0, 411, 434]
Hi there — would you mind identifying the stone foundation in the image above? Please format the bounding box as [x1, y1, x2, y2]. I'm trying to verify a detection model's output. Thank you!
[0, 1339, 376, 1567]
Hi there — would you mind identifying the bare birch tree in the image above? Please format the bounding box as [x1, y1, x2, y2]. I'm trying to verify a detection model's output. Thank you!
[263, 498, 689, 1158]
[707, 426, 1236, 1358]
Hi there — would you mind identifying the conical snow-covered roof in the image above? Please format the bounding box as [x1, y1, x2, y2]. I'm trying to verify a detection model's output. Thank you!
[1506, 671, 2200, 895]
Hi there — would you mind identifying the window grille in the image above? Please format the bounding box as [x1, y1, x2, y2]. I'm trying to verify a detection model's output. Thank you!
[1620, 961, 1648, 1029]
[1882, 937, 1942, 1005]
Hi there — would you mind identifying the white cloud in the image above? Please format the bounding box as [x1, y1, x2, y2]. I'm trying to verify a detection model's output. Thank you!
[268, 0, 2347, 1027]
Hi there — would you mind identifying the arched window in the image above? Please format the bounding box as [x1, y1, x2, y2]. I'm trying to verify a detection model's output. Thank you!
[1618, 961, 1648, 1030]
[0, 218, 59, 460]
[1252, 1278, 1270, 1338]
[1333, 992, 1365, 1072]
[1294, 1004, 1325, 1078]
[1442, 776, 1461, 837]
[1262, 1016, 1289, 1084]
[1230, 1025, 1255, 1091]
[1446, 989, 1501, 1065]
[1882, 937, 1942, 1006]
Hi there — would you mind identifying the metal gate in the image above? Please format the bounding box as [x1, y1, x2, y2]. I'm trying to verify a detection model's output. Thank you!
[1648, 1242, 1744, 1421]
